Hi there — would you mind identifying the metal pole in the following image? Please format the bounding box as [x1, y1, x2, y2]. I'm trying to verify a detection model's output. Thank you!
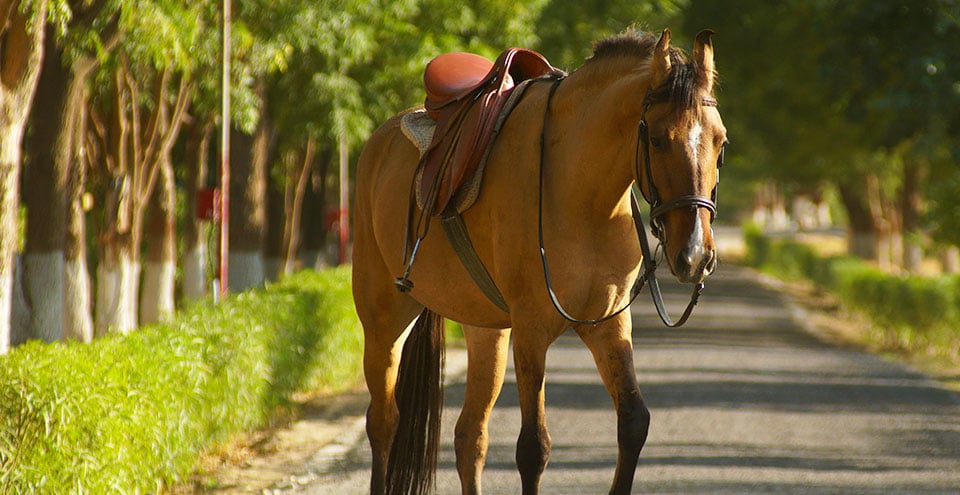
[220, 0, 231, 298]
[338, 136, 349, 264]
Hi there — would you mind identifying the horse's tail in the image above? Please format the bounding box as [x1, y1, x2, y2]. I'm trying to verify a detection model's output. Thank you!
[385, 308, 446, 495]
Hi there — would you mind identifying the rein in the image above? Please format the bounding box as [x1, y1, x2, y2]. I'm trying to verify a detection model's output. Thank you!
[537, 78, 721, 327]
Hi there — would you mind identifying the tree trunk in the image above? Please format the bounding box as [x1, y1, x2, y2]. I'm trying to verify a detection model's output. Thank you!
[900, 161, 924, 273]
[941, 246, 959, 274]
[94, 70, 138, 335]
[0, 2, 46, 353]
[282, 139, 316, 275]
[65, 105, 93, 342]
[96, 234, 139, 335]
[299, 149, 330, 269]
[140, 155, 175, 324]
[22, 33, 79, 343]
[182, 118, 212, 300]
[264, 175, 285, 281]
[92, 66, 190, 333]
[865, 174, 901, 271]
[228, 116, 270, 292]
[837, 182, 877, 260]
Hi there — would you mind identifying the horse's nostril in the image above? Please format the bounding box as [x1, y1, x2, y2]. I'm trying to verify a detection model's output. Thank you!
[676, 250, 694, 275]
[704, 249, 718, 274]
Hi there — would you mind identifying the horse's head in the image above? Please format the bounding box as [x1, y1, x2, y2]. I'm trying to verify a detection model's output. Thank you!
[637, 29, 727, 284]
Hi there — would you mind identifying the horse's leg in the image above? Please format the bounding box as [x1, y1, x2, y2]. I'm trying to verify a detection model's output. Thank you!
[353, 241, 422, 494]
[576, 317, 650, 495]
[512, 328, 557, 495]
[455, 325, 511, 495]
[359, 300, 422, 495]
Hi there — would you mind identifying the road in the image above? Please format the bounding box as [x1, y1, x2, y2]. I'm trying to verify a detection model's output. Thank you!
[275, 262, 960, 494]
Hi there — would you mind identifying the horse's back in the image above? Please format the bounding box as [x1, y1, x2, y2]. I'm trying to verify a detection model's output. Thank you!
[356, 109, 419, 193]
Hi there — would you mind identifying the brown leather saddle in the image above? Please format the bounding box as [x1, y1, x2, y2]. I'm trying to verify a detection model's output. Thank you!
[417, 48, 561, 215]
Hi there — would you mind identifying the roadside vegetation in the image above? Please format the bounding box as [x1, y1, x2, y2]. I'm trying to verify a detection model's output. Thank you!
[744, 225, 960, 368]
[0, 267, 361, 494]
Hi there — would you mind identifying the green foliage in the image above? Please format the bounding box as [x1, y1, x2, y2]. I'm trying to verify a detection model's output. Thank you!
[537, 0, 685, 70]
[744, 228, 960, 361]
[0, 267, 362, 494]
[680, 0, 960, 233]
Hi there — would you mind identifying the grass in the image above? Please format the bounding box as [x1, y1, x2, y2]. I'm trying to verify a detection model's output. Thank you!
[0, 267, 362, 494]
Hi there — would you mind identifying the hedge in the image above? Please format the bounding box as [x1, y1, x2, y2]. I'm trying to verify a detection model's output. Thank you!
[0, 266, 362, 494]
[744, 225, 960, 360]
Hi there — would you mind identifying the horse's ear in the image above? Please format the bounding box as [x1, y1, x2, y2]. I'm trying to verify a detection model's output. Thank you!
[693, 29, 716, 93]
[651, 28, 672, 86]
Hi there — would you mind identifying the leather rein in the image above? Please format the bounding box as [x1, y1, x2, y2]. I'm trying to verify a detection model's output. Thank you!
[538, 77, 723, 327]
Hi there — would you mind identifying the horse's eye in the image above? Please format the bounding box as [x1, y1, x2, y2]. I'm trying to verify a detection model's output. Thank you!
[650, 136, 665, 150]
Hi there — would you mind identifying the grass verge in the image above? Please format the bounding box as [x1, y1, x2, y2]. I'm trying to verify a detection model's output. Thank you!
[743, 225, 960, 367]
[0, 267, 362, 494]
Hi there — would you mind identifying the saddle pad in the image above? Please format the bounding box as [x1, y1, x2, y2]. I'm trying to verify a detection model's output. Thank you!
[402, 78, 540, 213]
[400, 110, 435, 157]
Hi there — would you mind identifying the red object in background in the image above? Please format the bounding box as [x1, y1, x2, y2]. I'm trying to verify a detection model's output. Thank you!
[325, 207, 345, 232]
[197, 188, 221, 222]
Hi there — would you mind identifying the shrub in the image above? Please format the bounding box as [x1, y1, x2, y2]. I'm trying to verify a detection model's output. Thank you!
[743, 229, 960, 361]
[0, 267, 362, 494]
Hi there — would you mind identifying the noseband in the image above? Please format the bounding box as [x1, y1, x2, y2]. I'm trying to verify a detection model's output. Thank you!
[636, 90, 724, 240]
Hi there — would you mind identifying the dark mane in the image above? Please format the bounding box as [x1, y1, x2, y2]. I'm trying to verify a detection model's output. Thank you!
[588, 28, 710, 113]
[589, 29, 659, 61]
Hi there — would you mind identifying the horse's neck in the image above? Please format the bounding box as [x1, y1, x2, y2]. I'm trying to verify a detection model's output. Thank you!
[544, 64, 650, 217]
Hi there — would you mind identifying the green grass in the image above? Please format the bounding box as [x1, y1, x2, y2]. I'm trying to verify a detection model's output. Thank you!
[0, 266, 362, 494]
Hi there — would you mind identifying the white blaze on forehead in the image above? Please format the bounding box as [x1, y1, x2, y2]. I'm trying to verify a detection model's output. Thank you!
[687, 122, 703, 162]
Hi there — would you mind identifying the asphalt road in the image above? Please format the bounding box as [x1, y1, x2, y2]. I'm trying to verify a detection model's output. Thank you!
[278, 263, 960, 494]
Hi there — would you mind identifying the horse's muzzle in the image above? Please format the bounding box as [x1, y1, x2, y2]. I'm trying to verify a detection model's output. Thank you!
[674, 246, 717, 283]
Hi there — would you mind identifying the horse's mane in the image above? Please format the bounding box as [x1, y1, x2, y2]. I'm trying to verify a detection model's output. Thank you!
[587, 28, 709, 113]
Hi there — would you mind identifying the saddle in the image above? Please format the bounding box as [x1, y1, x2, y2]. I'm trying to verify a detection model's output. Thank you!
[417, 48, 561, 215]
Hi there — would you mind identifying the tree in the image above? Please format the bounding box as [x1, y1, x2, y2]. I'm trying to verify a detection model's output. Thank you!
[23, 0, 119, 343]
[679, 0, 960, 267]
[86, 0, 197, 333]
[0, 1, 50, 354]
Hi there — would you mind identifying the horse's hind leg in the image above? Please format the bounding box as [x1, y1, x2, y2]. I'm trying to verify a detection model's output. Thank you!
[455, 325, 511, 495]
[353, 248, 421, 494]
[576, 317, 650, 495]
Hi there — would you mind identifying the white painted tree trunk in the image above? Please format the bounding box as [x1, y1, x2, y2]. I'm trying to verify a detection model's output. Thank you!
[141, 260, 175, 324]
[96, 257, 140, 335]
[228, 251, 264, 292]
[263, 256, 282, 282]
[64, 256, 93, 342]
[0, 127, 26, 354]
[23, 252, 63, 342]
[0, 4, 46, 354]
[10, 255, 30, 348]
[182, 241, 207, 300]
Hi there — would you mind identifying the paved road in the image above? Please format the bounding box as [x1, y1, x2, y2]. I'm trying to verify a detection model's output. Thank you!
[280, 263, 960, 494]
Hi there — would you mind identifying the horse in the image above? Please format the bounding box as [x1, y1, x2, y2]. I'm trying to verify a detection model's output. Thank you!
[352, 28, 727, 495]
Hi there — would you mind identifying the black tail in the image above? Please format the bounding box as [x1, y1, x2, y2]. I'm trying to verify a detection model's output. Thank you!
[385, 308, 446, 495]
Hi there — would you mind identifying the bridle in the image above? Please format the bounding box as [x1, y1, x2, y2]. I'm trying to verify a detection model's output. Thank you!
[538, 77, 725, 327]
[636, 89, 724, 241]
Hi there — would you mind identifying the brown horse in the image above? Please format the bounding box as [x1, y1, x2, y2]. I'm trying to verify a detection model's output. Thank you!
[352, 28, 727, 495]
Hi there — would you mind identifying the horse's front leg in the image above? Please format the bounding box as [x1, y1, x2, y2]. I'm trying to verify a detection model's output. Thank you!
[576, 315, 650, 495]
[455, 325, 511, 495]
[512, 325, 560, 495]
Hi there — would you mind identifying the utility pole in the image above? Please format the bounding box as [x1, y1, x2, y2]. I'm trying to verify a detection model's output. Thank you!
[219, 0, 231, 300]
[339, 136, 349, 264]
